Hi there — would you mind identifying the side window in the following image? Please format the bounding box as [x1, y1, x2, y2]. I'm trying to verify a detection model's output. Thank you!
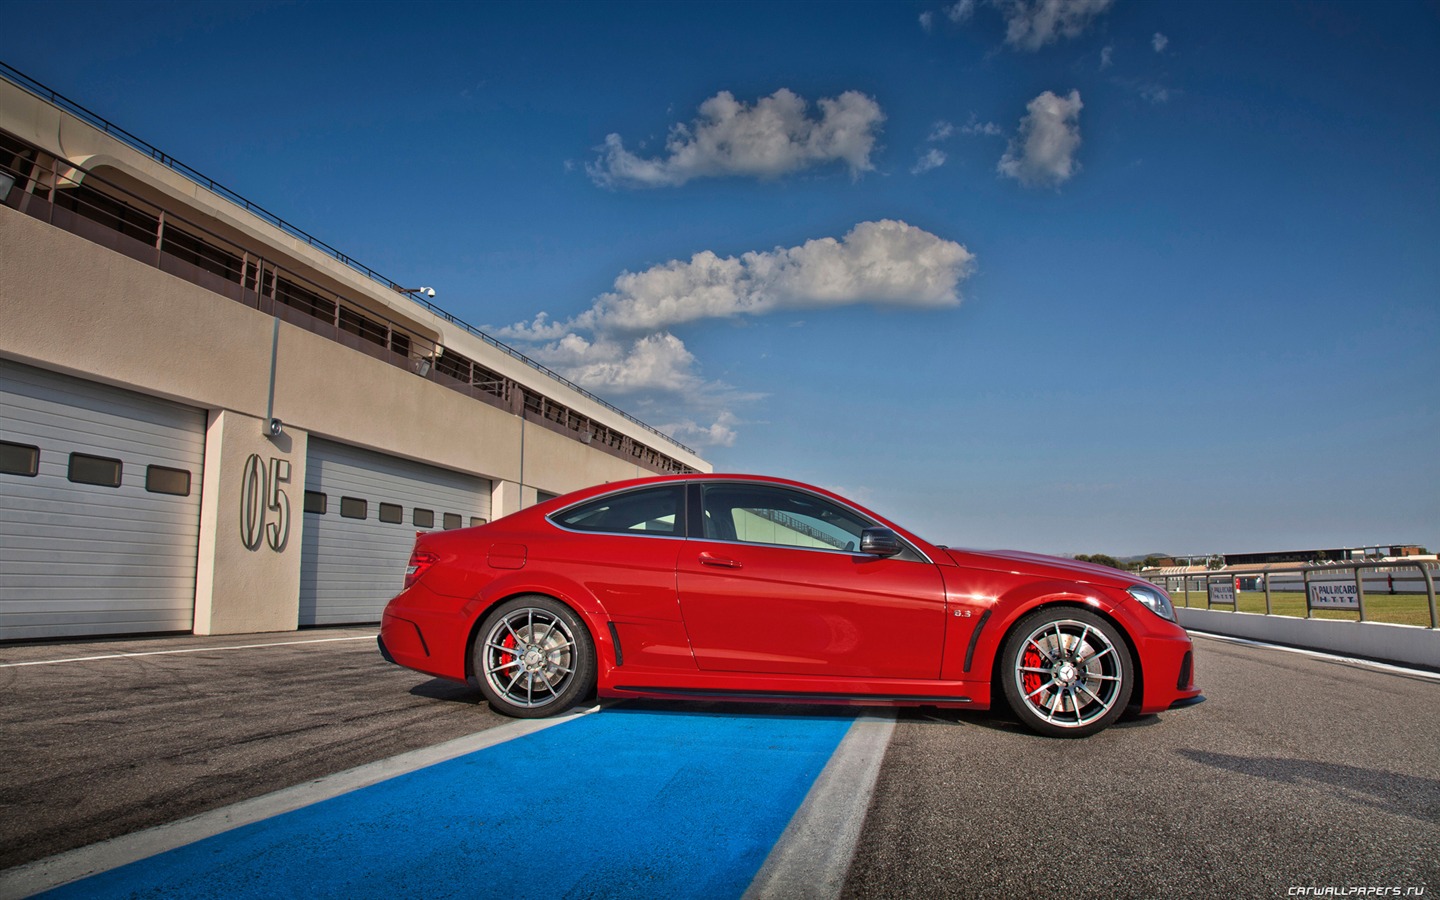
[378, 502, 403, 524]
[551, 485, 683, 536]
[145, 465, 191, 496]
[701, 484, 870, 552]
[443, 512, 462, 530]
[413, 508, 435, 528]
[68, 453, 122, 487]
[304, 491, 327, 514]
[0, 441, 39, 477]
[340, 497, 367, 519]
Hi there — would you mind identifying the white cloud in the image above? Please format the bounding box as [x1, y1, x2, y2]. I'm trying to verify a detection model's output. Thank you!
[928, 120, 955, 142]
[522, 333, 757, 448]
[1152, 32, 1169, 53]
[947, 0, 977, 22]
[536, 332, 706, 395]
[660, 412, 740, 448]
[587, 89, 885, 188]
[501, 220, 975, 339]
[994, 0, 1114, 51]
[1100, 45, 1113, 69]
[997, 89, 1083, 188]
[919, 10, 935, 31]
[1140, 83, 1171, 104]
[912, 148, 947, 174]
[495, 221, 976, 446]
[961, 115, 1004, 137]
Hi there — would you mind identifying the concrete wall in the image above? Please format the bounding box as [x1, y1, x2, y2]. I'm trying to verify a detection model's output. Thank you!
[1175, 607, 1440, 669]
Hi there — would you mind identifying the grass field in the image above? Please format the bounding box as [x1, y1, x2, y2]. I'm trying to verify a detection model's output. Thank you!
[1172, 590, 1438, 628]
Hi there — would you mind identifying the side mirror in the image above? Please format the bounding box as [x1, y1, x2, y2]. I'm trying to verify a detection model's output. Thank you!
[860, 527, 903, 558]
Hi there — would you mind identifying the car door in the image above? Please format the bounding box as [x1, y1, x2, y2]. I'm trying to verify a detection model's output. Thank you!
[676, 482, 947, 679]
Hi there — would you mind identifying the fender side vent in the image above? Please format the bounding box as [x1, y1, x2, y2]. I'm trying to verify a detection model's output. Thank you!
[607, 622, 623, 666]
[962, 609, 992, 673]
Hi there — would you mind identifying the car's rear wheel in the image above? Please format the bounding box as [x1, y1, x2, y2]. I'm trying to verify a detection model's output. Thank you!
[1000, 607, 1133, 738]
[473, 595, 595, 718]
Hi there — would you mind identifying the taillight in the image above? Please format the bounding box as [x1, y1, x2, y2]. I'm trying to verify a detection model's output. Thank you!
[404, 549, 439, 588]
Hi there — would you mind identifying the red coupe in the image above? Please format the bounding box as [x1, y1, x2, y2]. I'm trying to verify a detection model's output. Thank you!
[379, 474, 1201, 736]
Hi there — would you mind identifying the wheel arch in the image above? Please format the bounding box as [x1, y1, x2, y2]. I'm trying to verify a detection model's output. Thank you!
[461, 580, 615, 681]
[987, 600, 1145, 714]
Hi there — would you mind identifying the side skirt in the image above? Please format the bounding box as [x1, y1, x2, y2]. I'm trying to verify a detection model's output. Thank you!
[610, 685, 973, 706]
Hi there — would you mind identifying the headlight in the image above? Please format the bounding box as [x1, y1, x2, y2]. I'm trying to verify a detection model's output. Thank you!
[1127, 584, 1176, 622]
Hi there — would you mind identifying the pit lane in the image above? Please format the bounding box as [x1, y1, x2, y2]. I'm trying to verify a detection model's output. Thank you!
[1, 632, 1436, 898]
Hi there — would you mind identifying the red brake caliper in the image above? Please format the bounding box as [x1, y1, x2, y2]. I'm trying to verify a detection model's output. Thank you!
[499, 633, 516, 671]
[1022, 649, 1044, 698]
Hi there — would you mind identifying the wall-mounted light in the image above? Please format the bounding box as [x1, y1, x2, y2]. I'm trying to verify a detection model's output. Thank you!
[267, 418, 285, 437]
[415, 358, 432, 377]
[0, 172, 15, 200]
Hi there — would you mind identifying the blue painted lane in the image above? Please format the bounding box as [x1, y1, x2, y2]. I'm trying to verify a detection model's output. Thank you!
[45, 707, 854, 899]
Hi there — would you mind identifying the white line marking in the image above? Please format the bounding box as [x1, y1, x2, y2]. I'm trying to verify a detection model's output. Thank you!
[0, 706, 601, 899]
[743, 711, 896, 900]
[1190, 631, 1440, 681]
[0, 636, 375, 669]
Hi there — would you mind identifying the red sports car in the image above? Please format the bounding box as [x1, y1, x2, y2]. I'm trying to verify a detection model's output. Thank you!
[379, 474, 1201, 737]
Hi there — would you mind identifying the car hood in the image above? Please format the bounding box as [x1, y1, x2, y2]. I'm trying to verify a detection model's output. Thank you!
[941, 547, 1137, 587]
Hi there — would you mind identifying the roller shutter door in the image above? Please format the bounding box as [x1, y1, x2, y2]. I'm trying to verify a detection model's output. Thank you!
[0, 360, 206, 640]
[300, 438, 491, 625]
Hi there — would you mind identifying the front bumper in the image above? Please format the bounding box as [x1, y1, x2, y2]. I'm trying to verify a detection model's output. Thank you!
[1134, 626, 1203, 714]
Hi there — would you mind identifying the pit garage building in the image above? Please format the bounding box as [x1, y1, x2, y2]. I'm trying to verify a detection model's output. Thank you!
[0, 66, 709, 642]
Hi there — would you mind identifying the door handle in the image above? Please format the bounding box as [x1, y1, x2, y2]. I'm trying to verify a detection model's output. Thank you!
[699, 553, 742, 569]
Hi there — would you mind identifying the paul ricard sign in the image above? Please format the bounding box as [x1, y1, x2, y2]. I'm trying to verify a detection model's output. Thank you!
[1308, 581, 1360, 610]
[1207, 579, 1237, 607]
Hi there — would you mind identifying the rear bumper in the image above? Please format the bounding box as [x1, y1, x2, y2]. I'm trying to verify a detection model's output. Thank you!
[379, 582, 474, 682]
[376, 634, 397, 665]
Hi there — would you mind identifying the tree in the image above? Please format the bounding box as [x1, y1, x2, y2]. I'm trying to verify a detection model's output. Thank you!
[1075, 553, 1123, 570]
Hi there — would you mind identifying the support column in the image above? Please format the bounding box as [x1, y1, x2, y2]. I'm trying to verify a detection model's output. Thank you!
[194, 409, 308, 634]
[491, 480, 523, 520]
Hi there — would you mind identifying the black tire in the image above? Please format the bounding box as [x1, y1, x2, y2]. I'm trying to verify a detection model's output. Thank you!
[472, 595, 595, 719]
[1000, 607, 1133, 738]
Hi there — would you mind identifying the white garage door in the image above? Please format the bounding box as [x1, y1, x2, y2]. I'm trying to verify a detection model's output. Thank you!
[0, 359, 206, 640]
[300, 438, 491, 625]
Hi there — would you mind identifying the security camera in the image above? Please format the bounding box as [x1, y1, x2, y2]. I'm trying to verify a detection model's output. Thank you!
[422, 287, 436, 298]
[268, 418, 284, 437]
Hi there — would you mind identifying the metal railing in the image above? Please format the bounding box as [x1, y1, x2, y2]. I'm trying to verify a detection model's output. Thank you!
[0, 60, 696, 457]
[1147, 560, 1439, 629]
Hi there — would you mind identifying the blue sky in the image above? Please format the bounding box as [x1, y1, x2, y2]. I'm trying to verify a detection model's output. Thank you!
[6, 0, 1437, 556]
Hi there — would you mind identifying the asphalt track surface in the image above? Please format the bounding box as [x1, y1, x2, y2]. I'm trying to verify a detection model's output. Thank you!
[1, 629, 1437, 898]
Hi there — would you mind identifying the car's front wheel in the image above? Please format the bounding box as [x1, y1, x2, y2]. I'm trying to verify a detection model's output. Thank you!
[1000, 607, 1133, 738]
[473, 595, 595, 718]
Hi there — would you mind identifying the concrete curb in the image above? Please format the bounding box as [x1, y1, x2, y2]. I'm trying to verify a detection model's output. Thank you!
[743, 711, 896, 900]
[1175, 607, 1440, 669]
